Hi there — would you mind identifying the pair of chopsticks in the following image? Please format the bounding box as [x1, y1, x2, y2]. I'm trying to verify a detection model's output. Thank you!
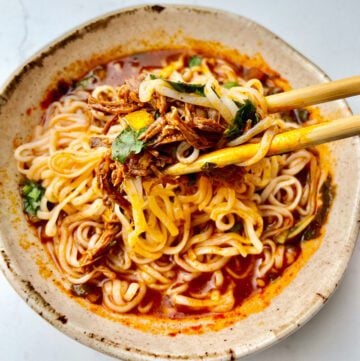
[165, 76, 360, 176]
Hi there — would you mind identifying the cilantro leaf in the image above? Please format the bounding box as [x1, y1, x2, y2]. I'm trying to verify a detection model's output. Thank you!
[167, 80, 205, 96]
[150, 76, 205, 96]
[111, 127, 146, 164]
[225, 100, 260, 140]
[223, 81, 239, 89]
[188, 55, 202, 67]
[154, 110, 160, 119]
[22, 180, 45, 216]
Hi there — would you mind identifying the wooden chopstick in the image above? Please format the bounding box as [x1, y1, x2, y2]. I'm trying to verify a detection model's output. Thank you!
[266, 75, 360, 112]
[164, 115, 360, 176]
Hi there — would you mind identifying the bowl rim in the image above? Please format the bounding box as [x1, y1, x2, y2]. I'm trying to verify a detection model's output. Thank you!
[0, 4, 359, 361]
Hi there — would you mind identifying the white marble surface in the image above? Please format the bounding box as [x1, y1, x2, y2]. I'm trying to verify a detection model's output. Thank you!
[0, 0, 359, 360]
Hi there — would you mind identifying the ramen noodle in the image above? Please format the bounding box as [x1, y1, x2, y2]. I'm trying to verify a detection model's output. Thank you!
[14, 50, 332, 317]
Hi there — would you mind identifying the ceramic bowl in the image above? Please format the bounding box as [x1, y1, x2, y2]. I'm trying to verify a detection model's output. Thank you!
[0, 5, 359, 360]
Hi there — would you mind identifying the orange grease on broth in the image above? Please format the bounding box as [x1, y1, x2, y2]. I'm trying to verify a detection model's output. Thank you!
[44, 228, 324, 335]
[31, 42, 334, 335]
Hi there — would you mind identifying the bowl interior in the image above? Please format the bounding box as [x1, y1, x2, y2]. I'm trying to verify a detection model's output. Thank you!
[0, 5, 359, 361]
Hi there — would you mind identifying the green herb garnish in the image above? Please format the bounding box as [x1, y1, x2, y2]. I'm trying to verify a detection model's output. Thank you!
[22, 180, 45, 216]
[225, 100, 260, 140]
[223, 81, 239, 89]
[111, 127, 146, 164]
[150, 76, 205, 96]
[167, 80, 205, 96]
[302, 176, 333, 241]
[154, 110, 160, 119]
[188, 55, 202, 67]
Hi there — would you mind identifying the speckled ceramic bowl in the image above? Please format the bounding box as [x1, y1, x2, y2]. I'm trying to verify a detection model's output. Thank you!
[0, 4, 359, 361]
